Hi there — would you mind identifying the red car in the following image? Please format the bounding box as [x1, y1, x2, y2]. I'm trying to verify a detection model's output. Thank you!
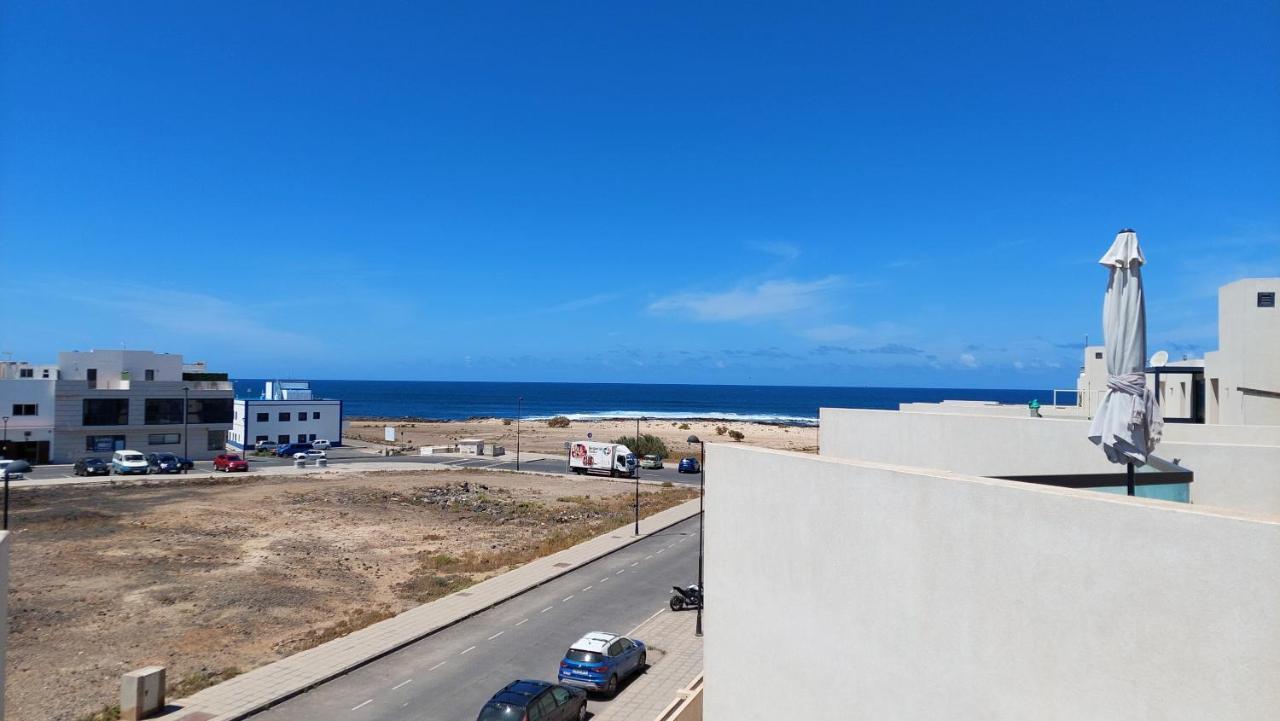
[213, 454, 250, 472]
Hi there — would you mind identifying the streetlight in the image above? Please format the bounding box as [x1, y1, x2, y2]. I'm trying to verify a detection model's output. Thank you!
[515, 396, 522, 471]
[182, 387, 190, 462]
[634, 416, 642, 536]
[686, 434, 705, 637]
[1, 415, 8, 459]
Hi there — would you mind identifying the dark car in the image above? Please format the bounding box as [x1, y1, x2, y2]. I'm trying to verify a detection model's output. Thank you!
[73, 457, 111, 477]
[275, 443, 312, 458]
[146, 452, 185, 474]
[476, 680, 587, 721]
[176, 456, 194, 472]
[677, 457, 700, 474]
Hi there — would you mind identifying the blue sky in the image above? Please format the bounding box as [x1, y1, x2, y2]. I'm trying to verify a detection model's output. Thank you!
[2, 2, 1277, 388]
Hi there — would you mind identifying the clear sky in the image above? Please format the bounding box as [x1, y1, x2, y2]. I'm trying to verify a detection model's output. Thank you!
[2, 2, 1277, 388]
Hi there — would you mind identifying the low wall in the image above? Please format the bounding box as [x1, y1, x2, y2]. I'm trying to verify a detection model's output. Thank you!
[705, 444, 1280, 721]
[1, 531, 8, 721]
[821, 408, 1280, 517]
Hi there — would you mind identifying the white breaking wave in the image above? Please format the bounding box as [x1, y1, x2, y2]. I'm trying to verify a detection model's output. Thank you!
[523, 410, 818, 426]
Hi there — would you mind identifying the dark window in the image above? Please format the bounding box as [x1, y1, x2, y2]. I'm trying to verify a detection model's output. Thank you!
[256, 412, 269, 423]
[207, 430, 227, 451]
[145, 398, 185, 425]
[532, 694, 555, 720]
[279, 412, 291, 422]
[297, 434, 306, 443]
[83, 398, 129, 426]
[18, 368, 33, 378]
[144, 369, 155, 381]
[42, 369, 50, 378]
[1260, 292, 1276, 308]
[477, 704, 523, 721]
[607, 641, 623, 656]
[551, 687, 572, 705]
[187, 398, 233, 424]
[12, 404, 37, 416]
[86, 434, 126, 452]
[87, 368, 98, 388]
[297, 413, 306, 422]
[148, 433, 181, 445]
[1094, 351, 1103, 359]
[313, 412, 321, 420]
[566, 650, 601, 663]
[255, 435, 268, 443]
[309, 433, 317, 441]
[277, 434, 290, 444]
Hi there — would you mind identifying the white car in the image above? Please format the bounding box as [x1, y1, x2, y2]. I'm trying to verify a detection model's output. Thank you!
[294, 449, 327, 460]
[310, 439, 332, 450]
[111, 450, 150, 475]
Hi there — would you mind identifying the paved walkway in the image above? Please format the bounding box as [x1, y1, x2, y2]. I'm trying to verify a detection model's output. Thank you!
[155, 498, 703, 721]
[594, 610, 704, 721]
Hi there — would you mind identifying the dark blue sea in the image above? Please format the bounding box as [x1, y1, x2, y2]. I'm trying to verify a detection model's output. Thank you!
[234, 380, 1050, 426]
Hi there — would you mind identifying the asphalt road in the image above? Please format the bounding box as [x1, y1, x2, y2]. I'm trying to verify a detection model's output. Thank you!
[251, 515, 702, 721]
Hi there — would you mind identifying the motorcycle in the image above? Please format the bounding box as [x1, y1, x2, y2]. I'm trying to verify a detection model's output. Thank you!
[669, 584, 703, 612]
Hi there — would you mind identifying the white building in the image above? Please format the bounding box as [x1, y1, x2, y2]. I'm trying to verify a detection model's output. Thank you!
[0, 362, 57, 463]
[231, 380, 343, 451]
[1204, 278, 1279, 425]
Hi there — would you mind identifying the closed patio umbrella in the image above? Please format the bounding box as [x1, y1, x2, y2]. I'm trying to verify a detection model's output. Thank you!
[1087, 229, 1163, 494]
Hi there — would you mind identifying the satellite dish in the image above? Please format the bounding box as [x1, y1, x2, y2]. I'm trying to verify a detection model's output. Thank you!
[1150, 350, 1169, 367]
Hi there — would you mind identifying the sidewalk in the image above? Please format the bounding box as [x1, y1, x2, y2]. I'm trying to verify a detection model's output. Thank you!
[594, 610, 704, 721]
[155, 498, 703, 721]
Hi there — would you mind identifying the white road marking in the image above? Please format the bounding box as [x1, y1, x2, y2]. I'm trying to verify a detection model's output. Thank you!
[645, 555, 654, 560]
[582, 585, 593, 591]
[515, 618, 529, 626]
[656, 549, 665, 554]
[630, 562, 639, 567]
[429, 661, 447, 671]
[616, 569, 625, 575]
[351, 699, 373, 711]
[562, 594, 574, 602]
[600, 577, 609, 583]
[401, 702, 409, 708]
[460, 645, 476, 655]
[541, 606, 554, 613]
[488, 631, 504, 640]
[392, 679, 413, 690]
[628, 608, 666, 636]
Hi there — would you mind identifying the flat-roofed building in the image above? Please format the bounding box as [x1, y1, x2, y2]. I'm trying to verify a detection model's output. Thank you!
[231, 380, 343, 451]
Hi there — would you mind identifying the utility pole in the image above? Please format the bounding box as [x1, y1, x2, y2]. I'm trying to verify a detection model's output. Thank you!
[634, 416, 641, 536]
[183, 387, 190, 462]
[516, 396, 522, 471]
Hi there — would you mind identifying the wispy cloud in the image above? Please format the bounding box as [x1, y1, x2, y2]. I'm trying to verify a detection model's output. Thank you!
[958, 352, 979, 368]
[812, 343, 925, 356]
[749, 241, 802, 262]
[541, 292, 623, 313]
[649, 276, 841, 322]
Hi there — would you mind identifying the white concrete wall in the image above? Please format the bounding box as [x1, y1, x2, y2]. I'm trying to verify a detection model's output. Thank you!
[233, 400, 342, 448]
[1204, 278, 1280, 426]
[705, 444, 1280, 721]
[57, 350, 186, 382]
[821, 408, 1280, 517]
[0, 531, 8, 721]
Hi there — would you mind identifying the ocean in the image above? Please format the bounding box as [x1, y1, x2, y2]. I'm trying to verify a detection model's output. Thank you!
[233, 380, 1053, 426]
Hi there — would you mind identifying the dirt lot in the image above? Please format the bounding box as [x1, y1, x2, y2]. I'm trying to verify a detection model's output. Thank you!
[5, 469, 697, 721]
[347, 417, 821, 456]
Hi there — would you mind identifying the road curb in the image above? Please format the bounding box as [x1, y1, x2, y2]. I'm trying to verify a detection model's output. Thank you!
[161, 500, 703, 721]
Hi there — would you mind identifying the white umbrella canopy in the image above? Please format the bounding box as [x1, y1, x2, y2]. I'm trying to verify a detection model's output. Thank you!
[1088, 229, 1163, 466]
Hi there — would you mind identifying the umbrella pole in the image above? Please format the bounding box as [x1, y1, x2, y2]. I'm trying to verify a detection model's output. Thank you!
[1126, 462, 1135, 497]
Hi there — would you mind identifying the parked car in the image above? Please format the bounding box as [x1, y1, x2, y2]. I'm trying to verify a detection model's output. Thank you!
[293, 449, 326, 460]
[213, 453, 250, 472]
[476, 680, 587, 721]
[111, 450, 150, 475]
[275, 443, 312, 458]
[0, 459, 29, 479]
[310, 439, 332, 450]
[557, 632, 647, 697]
[254, 440, 279, 452]
[73, 457, 112, 477]
[677, 457, 700, 474]
[639, 454, 663, 470]
[176, 456, 195, 472]
[146, 452, 185, 474]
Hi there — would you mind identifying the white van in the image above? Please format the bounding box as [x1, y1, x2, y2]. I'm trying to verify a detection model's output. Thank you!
[310, 439, 332, 450]
[111, 450, 150, 475]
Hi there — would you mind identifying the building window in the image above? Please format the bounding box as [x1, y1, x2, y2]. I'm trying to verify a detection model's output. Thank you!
[1094, 351, 1103, 359]
[148, 433, 181, 445]
[297, 434, 306, 443]
[207, 430, 227, 451]
[297, 413, 306, 422]
[86, 434, 126, 452]
[83, 399, 129, 426]
[42, 369, 50, 378]
[309, 433, 317, 441]
[277, 434, 290, 444]
[1260, 292, 1276, 308]
[145, 398, 185, 425]
[145, 369, 155, 381]
[312, 412, 320, 420]
[256, 412, 269, 422]
[255, 435, 268, 443]
[87, 368, 98, 388]
[11, 404, 37, 416]
[18, 368, 33, 378]
[187, 398, 233, 424]
[279, 412, 291, 422]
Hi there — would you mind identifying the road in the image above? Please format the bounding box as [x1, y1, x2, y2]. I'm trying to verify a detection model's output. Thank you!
[13, 447, 701, 487]
[251, 515, 702, 721]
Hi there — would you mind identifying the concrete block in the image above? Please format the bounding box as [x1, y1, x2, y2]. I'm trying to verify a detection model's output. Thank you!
[121, 666, 165, 720]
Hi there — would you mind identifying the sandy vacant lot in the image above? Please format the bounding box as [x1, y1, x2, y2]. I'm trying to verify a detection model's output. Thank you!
[6, 469, 696, 721]
[347, 418, 820, 456]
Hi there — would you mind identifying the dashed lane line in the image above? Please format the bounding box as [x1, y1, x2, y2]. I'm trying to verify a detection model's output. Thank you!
[615, 569, 625, 575]
[645, 555, 654, 560]
[429, 661, 447, 671]
[488, 631, 505, 641]
[460, 646, 476, 656]
[630, 562, 639, 567]
[392, 679, 413, 690]
[541, 606, 554, 613]
[515, 618, 529, 626]
[582, 585, 593, 591]
[351, 699, 373, 711]
[562, 595, 574, 602]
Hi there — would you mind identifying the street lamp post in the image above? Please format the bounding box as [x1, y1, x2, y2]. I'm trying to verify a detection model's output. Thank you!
[686, 434, 705, 637]
[182, 387, 190, 462]
[515, 396, 522, 471]
[634, 417, 641, 536]
[2, 415, 9, 459]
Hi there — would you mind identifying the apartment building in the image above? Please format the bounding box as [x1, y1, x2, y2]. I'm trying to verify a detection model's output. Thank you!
[231, 380, 343, 450]
[0, 362, 57, 462]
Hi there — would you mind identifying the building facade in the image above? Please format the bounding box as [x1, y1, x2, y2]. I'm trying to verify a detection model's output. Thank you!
[0, 362, 57, 462]
[230, 380, 342, 450]
[1204, 278, 1280, 425]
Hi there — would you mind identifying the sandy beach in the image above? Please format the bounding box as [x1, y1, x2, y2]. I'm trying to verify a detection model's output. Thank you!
[346, 417, 820, 456]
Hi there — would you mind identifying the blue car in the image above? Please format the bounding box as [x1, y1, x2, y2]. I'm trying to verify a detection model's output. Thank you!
[557, 632, 647, 698]
[275, 442, 312, 457]
[677, 457, 700, 474]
